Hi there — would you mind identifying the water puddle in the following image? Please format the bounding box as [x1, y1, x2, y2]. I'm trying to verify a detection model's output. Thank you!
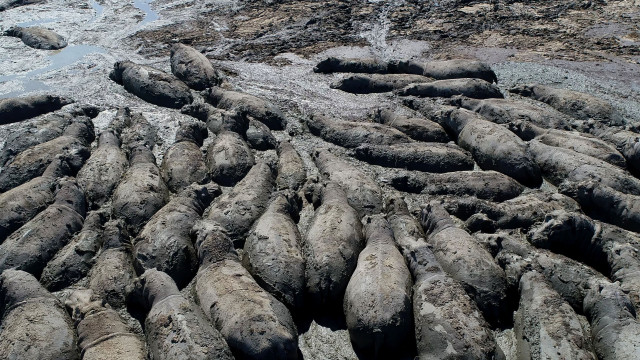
[89, 0, 104, 22]
[133, 0, 158, 27]
[0, 44, 106, 98]
[17, 18, 56, 27]
[0, 79, 49, 99]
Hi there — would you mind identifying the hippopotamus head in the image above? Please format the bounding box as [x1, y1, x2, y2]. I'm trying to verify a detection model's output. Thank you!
[109, 60, 135, 84]
[192, 220, 238, 267]
[3, 26, 23, 37]
[509, 84, 535, 97]
[507, 120, 539, 141]
[65, 288, 105, 322]
[133, 269, 181, 309]
[169, 43, 186, 57]
[313, 57, 341, 73]
[175, 121, 208, 146]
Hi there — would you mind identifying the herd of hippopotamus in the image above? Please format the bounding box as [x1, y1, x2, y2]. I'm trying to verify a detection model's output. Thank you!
[1, 34, 640, 360]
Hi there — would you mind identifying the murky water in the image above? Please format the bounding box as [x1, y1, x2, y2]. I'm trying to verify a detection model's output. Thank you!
[89, 0, 104, 22]
[0, 0, 112, 98]
[134, 0, 159, 26]
[17, 18, 57, 27]
[0, 45, 106, 98]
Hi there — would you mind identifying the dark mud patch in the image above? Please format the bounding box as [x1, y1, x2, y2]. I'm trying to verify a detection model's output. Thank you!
[131, 0, 640, 64]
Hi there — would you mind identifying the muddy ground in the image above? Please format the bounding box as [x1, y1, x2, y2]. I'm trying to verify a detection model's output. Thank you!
[1, 0, 640, 359]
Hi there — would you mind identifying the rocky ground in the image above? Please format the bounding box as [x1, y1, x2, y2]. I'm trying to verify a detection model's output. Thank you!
[1, 0, 640, 359]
